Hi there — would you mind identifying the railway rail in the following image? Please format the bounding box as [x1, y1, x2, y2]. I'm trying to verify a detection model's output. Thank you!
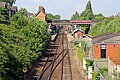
[28, 28, 72, 80]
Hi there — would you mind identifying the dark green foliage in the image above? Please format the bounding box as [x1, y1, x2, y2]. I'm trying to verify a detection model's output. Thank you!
[99, 68, 108, 77]
[71, 0, 105, 21]
[0, 7, 8, 20]
[46, 13, 61, 20]
[89, 17, 120, 36]
[80, 0, 94, 20]
[71, 11, 80, 20]
[93, 14, 105, 22]
[0, 8, 50, 80]
[92, 72, 100, 80]
[85, 59, 94, 70]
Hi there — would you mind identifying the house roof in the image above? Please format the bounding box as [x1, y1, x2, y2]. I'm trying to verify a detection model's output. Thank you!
[35, 6, 46, 17]
[38, 6, 45, 14]
[10, 6, 18, 11]
[35, 11, 46, 17]
[73, 29, 83, 33]
[0, 2, 6, 8]
[110, 58, 120, 65]
[92, 32, 120, 44]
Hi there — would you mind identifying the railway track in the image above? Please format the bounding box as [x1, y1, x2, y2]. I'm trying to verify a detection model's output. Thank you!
[28, 28, 72, 80]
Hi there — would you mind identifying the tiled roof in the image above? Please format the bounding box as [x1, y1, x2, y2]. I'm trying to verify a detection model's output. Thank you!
[35, 6, 46, 16]
[39, 6, 45, 14]
[110, 58, 120, 65]
[92, 32, 120, 43]
[10, 6, 18, 11]
[73, 29, 83, 33]
[35, 11, 45, 17]
[102, 36, 120, 44]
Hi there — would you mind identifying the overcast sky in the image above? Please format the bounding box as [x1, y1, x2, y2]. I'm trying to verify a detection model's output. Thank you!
[15, 0, 120, 19]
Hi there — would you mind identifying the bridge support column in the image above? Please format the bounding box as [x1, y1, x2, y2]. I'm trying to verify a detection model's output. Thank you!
[48, 23, 52, 32]
[74, 24, 77, 29]
[89, 24, 92, 29]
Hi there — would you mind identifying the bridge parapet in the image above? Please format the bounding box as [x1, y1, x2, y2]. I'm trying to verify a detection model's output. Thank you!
[47, 20, 93, 25]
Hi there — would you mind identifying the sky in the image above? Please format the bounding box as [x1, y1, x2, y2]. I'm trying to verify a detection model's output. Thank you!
[15, 0, 120, 19]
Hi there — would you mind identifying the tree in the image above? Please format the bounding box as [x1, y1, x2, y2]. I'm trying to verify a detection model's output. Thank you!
[54, 15, 60, 20]
[0, 8, 50, 80]
[80, 0, 94, 20]
[0, 7, 8, 20]
[71, 11, 80, 20]
[89, 17, 120, 36]
[93, 13, 105, 21]
[46, 13, 61, 20]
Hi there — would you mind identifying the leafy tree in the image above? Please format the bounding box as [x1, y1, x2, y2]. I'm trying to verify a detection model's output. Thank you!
[71, 11, 80, 20]
[46, 13, 61, 20]
[80, 0, 94, 20]
[0, 8, 50, 80]
[0, 7, 8, 20]
[93, 13, 105, 21]
[89, 17, 120, 36]
[54, 15, 60, 20]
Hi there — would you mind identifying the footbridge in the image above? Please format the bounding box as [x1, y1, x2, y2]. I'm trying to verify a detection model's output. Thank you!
[47, 20, 93, 25]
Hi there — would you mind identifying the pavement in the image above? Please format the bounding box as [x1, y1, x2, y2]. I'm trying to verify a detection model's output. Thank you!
[67, 33, 88, 80]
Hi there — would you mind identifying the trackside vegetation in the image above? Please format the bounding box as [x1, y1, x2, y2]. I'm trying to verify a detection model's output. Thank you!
[89, 17, 120, 36]
[0, 8, 50, 80]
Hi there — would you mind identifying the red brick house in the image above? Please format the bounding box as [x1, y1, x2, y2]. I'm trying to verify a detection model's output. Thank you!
[36, 6, 46, 21]
[92, 32, 120, 59]
[72, 29, 83, 38]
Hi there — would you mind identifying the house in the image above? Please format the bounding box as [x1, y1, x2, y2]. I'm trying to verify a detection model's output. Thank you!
[8, 6, 18, 18]
[108, 58, 120, 79]
[72, 29, 83, 38]
[0, 2, 18, 18]
[92, 32, 120, 59]
[0, 2, 7, 8]
[36, 6, 46, 21]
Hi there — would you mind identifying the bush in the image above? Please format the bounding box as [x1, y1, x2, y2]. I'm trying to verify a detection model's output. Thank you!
[0, 9, 50, 80]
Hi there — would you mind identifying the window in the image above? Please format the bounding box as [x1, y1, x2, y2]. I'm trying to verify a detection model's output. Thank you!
[101, 44, 106, 49]
[101, 44, 106, 58]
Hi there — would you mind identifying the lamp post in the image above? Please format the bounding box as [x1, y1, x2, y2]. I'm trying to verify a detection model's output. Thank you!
[23, 67, 27, 80]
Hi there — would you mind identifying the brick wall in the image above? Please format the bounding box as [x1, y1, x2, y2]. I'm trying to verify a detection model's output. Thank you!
[94, 44, 101, 59]
[77, 32, 83, 38]
[74, 31, 83, 38]
[94, 44, 120, 59]
[36, 11, 46, 21]
[107, 44, 120, 58]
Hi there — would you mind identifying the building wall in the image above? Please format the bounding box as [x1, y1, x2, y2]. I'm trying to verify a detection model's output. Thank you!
[94, 44, 101, 59]
[117, 65, 120, 72]
[77, 32, 83, 38]
[74, 31, 83, 38]
[107, 44, 120, 58]
[36, 12, 46, 21]
[94, 44, 120, 59]
[74, 33, 78, 38]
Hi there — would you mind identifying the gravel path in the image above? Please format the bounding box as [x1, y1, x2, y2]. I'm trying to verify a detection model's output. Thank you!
[67, 33, 86, 80]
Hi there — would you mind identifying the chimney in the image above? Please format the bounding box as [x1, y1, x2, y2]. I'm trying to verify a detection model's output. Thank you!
[38, 6, 45, 14]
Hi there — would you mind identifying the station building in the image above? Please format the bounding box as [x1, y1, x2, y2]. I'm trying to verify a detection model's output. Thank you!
[92, 32, 120, 59]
